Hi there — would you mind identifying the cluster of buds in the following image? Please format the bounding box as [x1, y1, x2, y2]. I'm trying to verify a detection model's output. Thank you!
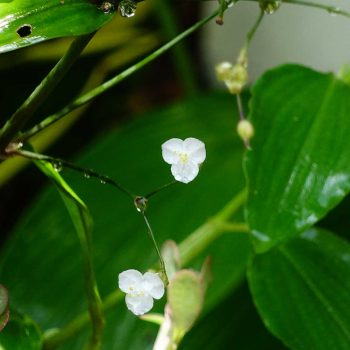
[215, 46, 248, 95]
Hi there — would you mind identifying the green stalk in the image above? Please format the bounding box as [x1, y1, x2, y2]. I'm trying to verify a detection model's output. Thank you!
[178, 188, 248, 265]
[145, 180, 177, 199]
[0, 33, 95, 152]
[18, 9, 220, 141]
[13, 149, 135, 199]
[242, 0, 350, 18]
[142, 213, 169, 285]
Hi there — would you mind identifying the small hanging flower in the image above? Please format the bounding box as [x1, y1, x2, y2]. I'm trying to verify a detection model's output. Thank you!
[118, 269, 165, 315]
[161, 138, 206, 184]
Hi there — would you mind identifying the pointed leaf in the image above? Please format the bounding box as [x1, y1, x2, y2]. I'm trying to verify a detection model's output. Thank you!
[248, 228, 350, 349]
[0, 0, 114, 53]
[246, 65, 350, 252]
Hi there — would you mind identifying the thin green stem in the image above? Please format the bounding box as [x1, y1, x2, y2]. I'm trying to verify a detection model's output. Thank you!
[18, 9, 220, 141]
[43, 189, 248, 349]
[179, 188, 247, 266]
[78, 217, 104, 350]
[236, 94, 245, 122]
[0, 33, 95, 152]
[246, 9, 264, 44]
[155, 0, 198, 95]
[13, 149, 135, 199]
[142, 213, 169, 285]
[241, 0, 350, 18]
[145, 180, 177, 199]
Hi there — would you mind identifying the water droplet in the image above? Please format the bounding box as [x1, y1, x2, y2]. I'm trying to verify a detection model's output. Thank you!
[225, 0, 235, 8]
[100, 178, 106, 185]
[259, 0, 281, 14]
[52, 161, 63, 172]
[134, 196, 148, 213]
[118, 0, 137, 18]
[84, 171, 91, 179]
[328, 7, 340, 16]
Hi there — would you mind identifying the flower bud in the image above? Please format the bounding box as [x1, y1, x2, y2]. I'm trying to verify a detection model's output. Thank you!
[225, 64, 248, 94]
[237, 120, 254, 141]
[215, 62, 233, 82]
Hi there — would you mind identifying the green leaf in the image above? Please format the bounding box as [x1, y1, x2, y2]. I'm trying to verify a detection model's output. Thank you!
[34, 159, 93, 242]
[246, 64, 350, 252]
[0, 0, 114, 53]
[181, 282, 286, 350]
[0, 310, 42, 349]
[248, 228, 350, 350]
[0, 93, 250, 349]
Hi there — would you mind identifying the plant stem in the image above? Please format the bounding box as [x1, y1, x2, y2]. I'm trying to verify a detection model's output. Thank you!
[178, 188, 248, 266]
[18, 9, 220, 141]
[43, 189, 248, 349]
[145, 180, 177, 199]
[0, 33, 95, 152]
[142, 213, 169, 285]
[13, 149, 135, 200]
[242, 0, 350, 18]
[155, 0, 198, 95]
[246, 9, 264, 44]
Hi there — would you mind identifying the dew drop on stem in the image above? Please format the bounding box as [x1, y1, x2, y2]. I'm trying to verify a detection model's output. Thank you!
[259, 0, 281, 14]
[52, 161, 63, 172]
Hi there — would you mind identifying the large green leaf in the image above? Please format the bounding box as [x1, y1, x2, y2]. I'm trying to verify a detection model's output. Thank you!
[0, 310, 42, 349]
[0, 93, 250, 349]
[181, 282, 286, 350]
[0, 0, 114, 53]
[248, 228, 350, 350]
[246, 65, 350, 252]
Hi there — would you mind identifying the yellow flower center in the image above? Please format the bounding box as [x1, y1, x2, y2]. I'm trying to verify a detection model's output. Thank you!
[178, 152, 188, 164]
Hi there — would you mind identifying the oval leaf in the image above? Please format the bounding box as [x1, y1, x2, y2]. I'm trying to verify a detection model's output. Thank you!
[0, 310, 42, 349]
[0, 0, 114, 53]
[246, 64, 350, 252]
[248, 228, 350, 349]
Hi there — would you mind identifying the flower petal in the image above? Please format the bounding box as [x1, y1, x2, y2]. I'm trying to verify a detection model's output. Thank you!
[161, 138, 184, 164]
[118, 269, 143, 294]
[183, 138, 206, 164]
[142, 272, 165, 300]
[171, 161, 199, 184]
[125, 293, 154, 315]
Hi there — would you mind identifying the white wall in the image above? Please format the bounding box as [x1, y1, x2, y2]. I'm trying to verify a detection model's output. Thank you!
[200, 0, 350, 84]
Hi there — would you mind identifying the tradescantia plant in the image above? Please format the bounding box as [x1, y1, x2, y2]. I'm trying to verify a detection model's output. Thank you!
[0, 0, 350, 349]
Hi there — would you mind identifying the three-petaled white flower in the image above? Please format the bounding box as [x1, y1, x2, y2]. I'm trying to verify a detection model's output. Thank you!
[161, 138, 206, 184]
[118, 269, 165, 316]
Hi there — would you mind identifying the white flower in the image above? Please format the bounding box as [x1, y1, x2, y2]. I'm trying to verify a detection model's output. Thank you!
[118, 269, 165, 316]
[161, 138, 206, 184]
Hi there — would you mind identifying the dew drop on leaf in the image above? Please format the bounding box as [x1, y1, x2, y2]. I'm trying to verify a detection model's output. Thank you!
[118, 0, 137, 18]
